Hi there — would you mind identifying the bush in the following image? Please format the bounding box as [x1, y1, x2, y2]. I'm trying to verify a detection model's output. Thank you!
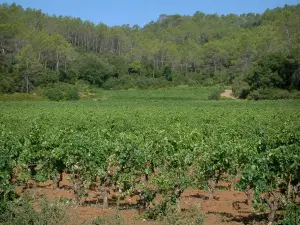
[162, 205, 204, 225]
[248, 88, 291, 100]
[290, 90, 300, 99]
[208, 89, 223, 100]
[102, 75, 135, 90]
[44, 83, 80, 101]
[164, 67, 173, 81]
[66, 88, 80, 100]
[74, 80, 91, 93]
[44, 88, 64, 101]
[0, 198, 71, 225]
[103, 75, 171, 90]
[202, 78, 215, 87]
[0, 93, 44, 101]
[275, 89, 290, 99]
[0, 72, 16, 93]
[279, 203, 300, 225]
[232, 80, 250, 99]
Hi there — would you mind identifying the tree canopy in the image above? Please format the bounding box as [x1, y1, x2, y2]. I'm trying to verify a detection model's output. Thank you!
[0, 3, 300, 97]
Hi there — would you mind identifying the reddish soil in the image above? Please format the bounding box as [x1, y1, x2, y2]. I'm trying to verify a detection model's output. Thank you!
[220, 90, 237, 99]
[17, 174, 267, 225]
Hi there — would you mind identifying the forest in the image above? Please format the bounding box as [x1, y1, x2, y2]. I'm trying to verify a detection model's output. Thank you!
[0, 3, 300, 99]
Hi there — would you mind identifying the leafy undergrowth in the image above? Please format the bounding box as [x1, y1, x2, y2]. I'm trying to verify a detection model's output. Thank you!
[90, 210, 125, 225]
[0, 197, 71, 225]
[0, 93, 44, 101]
[161, 205, 204, 225]
[89, 205, 204, 225]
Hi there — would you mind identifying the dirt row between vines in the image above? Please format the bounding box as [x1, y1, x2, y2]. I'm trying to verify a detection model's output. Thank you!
[16, 174, 263, 225]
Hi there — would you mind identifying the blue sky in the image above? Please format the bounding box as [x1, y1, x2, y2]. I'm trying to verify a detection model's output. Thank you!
[1, 0, 299, 27]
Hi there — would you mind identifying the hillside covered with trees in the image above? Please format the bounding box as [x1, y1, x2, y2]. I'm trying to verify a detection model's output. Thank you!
[0, 3, 300, 99]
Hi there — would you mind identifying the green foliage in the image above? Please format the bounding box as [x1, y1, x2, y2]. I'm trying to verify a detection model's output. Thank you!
[44, 88, 64, 101]
[208, 88, 223, 100]
[162, 205, 204, 225]
[1, 3, 300, 93]
[279, 203, 300, 225]
[91, 210, 125, 225]
[0, 72, 17, 93]
[163, 67, 173, 81]
[44, 83, 80, 101]
[0, 93, 43, 101]
[248, 88, 291, 100]
[74, 53, 114, 87]
[66, 87, 80, 100]
[0, 198, 71, 225]
[232, 79, 250, 98]
[290, 90, 300, 99]
[1, 94, 299, 223]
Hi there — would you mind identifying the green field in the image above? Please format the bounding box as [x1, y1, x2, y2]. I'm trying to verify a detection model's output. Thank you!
[1, 88, 300, 224]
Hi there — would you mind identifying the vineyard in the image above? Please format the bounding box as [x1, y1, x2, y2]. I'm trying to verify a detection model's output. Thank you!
[1, 92, 300, 224]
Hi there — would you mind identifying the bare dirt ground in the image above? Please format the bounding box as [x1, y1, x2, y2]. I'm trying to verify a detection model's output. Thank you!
[220, 90, 237, 99]
[16, 174, 267, 225]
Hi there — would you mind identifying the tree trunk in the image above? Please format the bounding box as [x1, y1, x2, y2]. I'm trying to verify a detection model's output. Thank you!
[72, 181, 81, 204]
[268, 210, 276, 225]
[56, 52, 59, 71]
[118, 41, 121, 56]
[287, 176, 296, 202]
[102, 185, 108, 208]
[57, 170, 63, 188]
[265, 192, 281, 224]
[214, 59, 217, 76]
[245, 187, 254, 207]
[26, 73, 29, 93]
[176, 198, 181, 213]
[26, 60, 29, 93]
[208, 179, 216, 200]
[231, 180, 235, 191]
[101, 177, 109, 209]
[230, 175, 239, 191]
[174, 186, 183, 213]
[284, 23, 291, 44]
[153, 59, 155, 78]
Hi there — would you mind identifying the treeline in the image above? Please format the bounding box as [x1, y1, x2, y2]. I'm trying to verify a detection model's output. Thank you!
[0, 3, 300, 98]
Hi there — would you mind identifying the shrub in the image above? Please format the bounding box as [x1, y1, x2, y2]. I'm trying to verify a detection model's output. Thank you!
[44, 83, 80, 101]
[232, 80, 250, 99]
[202, 78, 215, 87]
[164, 67, 173, 81]
[274, 89, 290, 99]
[0, 72, 16, 93]
[66, 88, 80, 100]
[289, 90, 300, 99]
[0, 198, 71, 225]
[279, 203, 300, 225]
[248, 88, 291, 100]
[162, 205, 204, 225]
[0, 93, 44, 101]
[208, 89, 223, 100]
[44, 88, 64, 101]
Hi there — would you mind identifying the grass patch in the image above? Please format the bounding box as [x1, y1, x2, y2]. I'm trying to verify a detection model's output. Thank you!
[0, 198, 71, 225]
[0, 93, 44, 101]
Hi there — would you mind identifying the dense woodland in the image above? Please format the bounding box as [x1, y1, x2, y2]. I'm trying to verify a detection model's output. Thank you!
[1, 3, 300, 99]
